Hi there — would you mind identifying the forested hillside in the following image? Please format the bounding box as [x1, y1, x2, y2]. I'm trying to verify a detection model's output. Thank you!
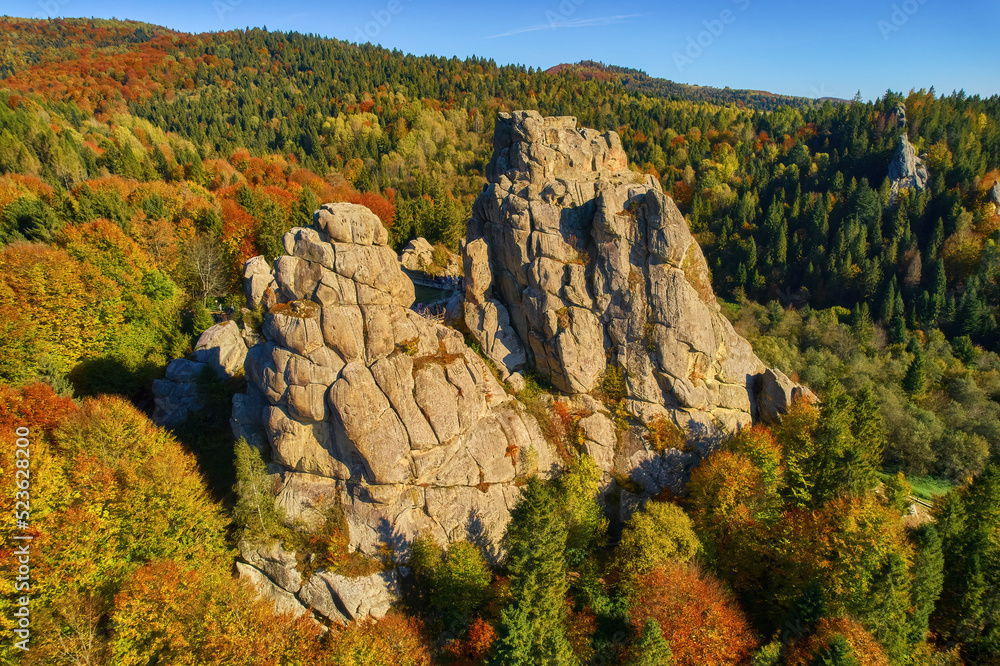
[1, 16, 999, 665]
[545, 60, 834, 110]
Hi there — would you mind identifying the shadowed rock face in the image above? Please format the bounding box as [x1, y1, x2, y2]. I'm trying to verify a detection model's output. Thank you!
[461, 110, 775, 438]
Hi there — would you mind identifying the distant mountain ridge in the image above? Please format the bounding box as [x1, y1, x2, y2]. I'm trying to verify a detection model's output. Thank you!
[546, 60, 849, 110]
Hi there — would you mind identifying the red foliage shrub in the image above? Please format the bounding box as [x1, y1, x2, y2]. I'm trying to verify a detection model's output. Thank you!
[0, 383, 77, 441]
[347, 191, 395, 225]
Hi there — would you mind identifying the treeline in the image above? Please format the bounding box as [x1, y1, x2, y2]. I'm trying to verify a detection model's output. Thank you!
[728, 297, 1000, 485]
[548, 60, 827, 111]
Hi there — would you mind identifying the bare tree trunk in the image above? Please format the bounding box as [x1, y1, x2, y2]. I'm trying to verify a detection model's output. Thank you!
[184, 234, 226, 307]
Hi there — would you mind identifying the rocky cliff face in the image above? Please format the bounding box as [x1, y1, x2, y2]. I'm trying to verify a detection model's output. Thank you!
[459, 110, 770, 437]
[233, 203, 559, 560]
[887, 105, 927, 200]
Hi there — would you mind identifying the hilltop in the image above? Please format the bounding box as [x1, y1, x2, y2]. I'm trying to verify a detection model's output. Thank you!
[546, 60, 845, 110]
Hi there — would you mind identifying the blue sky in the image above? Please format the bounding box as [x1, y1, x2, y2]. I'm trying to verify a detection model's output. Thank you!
[9, 0, 999, 101]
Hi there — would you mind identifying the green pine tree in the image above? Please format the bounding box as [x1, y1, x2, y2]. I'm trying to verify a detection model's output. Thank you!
[490, 478, 576, 666]
[850, 302, 873, 346]
[233, 438, 285, 541]
[810, 634, 859, 666]
[902, 344, 927, 397]
[808, 381, 858, 504]
[936, 467, 1000, 654]
[626, 619, 674, 666]
[190, 299, 215, 336]
[861, 551, 912, 664]
[907, 524, 944, 645]
[852, 384, 884, 473]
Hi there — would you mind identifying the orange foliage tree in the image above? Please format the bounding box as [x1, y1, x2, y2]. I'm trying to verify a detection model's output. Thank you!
[111, 560, 326, 666]
[324, 613, 432, 666]
[783, 617, 890, 666]
[631, 562, 759, 666]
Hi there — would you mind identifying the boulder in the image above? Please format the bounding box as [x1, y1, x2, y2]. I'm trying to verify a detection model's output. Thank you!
[244, 255, 278, 310]
[236, 562, 310, 619]
[191, 321, 248, 379]
[756, 367, 818, 424]
[400, 237, 445, 273]
[238, 541, 304, 593]
[153, 321, 250, 427]
[297, 569, 400, 624]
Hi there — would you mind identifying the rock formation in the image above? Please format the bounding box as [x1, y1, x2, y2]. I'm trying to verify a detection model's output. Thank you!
[888, 133, 929, 198]
[228, 116, 811, 625]
[892, 102, 907, 128]
[235, 541, 403, 625]
[990, 180, 1000, 208]
[231, 202, 560, 624]
[459, 110, 771, 437]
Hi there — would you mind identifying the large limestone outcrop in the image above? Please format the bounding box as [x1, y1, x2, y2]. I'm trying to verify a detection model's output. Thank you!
[461, 110, 781, 437]
[232, 202, 559, 624]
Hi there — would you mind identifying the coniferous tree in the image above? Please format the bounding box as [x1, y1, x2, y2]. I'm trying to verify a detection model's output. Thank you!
[852, 384, 884, 474]
[861, 552, 911, 664]
[880, 277, 898, 323]
[491, 478, 576, 666]
[233, 438, 285, 541]
[809, 382, 860, 503]
[907, 524, 944, 645]
[935, 467, 1000, 657]
[626, 619, 674, 666]
[810, 635, 859, 666]
[850, 302, 873, 347]
[902, 342, 928, 397]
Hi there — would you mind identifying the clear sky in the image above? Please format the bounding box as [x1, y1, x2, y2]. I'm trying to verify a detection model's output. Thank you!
[9, 0, 999, 101]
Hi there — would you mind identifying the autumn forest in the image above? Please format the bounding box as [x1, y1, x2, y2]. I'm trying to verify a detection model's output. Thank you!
[0, 16, 999, 666]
